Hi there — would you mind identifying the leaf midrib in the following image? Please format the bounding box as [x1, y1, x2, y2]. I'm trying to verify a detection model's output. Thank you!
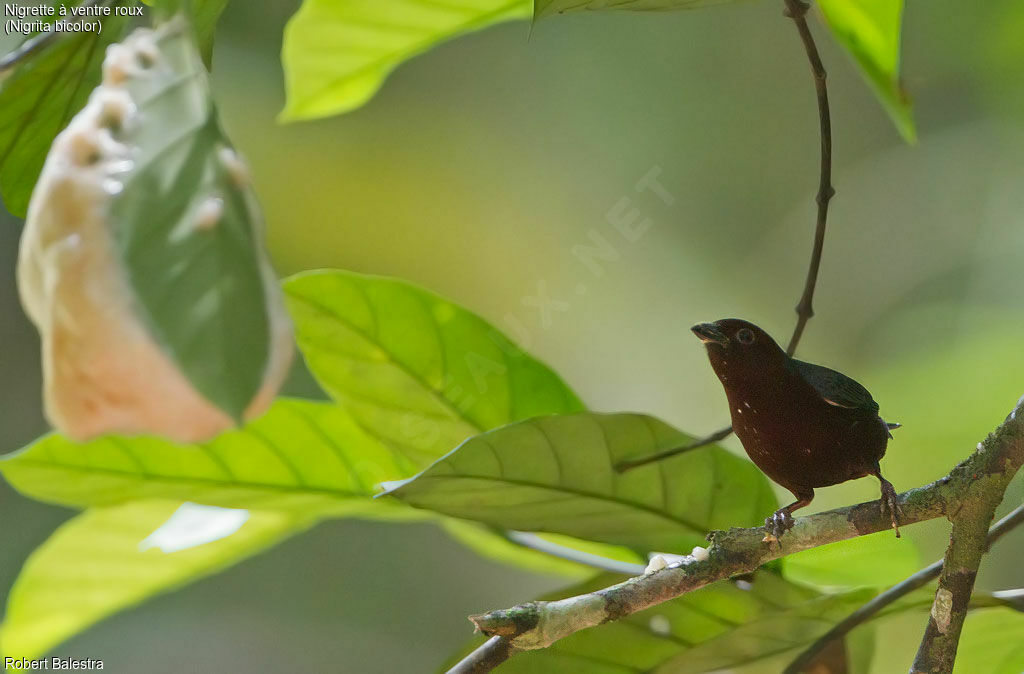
[5, 455, 372, 504]
[401, 473, 709, 536]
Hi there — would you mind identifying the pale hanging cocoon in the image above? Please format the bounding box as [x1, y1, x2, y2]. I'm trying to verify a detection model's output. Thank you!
[18, 18, 293, 442]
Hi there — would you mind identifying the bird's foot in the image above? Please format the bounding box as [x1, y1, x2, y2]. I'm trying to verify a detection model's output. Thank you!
[879, 480, 904, 538]
[763, 510, 795, 544]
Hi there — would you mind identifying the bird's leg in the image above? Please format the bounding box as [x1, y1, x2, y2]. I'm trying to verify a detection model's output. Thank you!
[764, 488, 814, 544]
[873, 466, 903, 537]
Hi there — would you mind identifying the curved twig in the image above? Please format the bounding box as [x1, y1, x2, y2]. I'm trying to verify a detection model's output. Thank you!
[782, 0, 834, 357]
[616, 0, 835, 473]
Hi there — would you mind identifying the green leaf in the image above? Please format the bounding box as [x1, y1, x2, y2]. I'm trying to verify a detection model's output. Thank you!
[0, 10, 127, 217]
[190, 0, 231, 66]
[0, 500, 311, 661]
[280, 0, 531, 121]
[107, 19, 272, 420]
[783, 530, 921, 591]
[816, 0, 915, 142]
[535, 0, 731, 19]
[954, 608, 1024, 674]
[0, 398, 423, 517]
[383, 412, 778, 552]
[445, 572, 877, 673]
[283, 270, 584, 465]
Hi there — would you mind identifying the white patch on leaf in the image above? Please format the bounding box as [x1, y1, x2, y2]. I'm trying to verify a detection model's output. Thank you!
[139, 503, 249, 553]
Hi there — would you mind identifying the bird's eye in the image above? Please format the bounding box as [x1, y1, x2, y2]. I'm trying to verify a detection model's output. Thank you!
[736, 328, 755, 345]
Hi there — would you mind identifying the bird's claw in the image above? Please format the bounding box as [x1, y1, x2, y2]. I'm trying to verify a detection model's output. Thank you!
[879, 480, 903, 538]
[763, 510, 795, 544]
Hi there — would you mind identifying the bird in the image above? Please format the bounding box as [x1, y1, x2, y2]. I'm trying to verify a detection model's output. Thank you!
[691, 318, 902, 541]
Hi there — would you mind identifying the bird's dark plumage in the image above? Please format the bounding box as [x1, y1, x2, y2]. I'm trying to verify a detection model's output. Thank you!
[692, 318, 902, 540]
[788, 359, 879, 413]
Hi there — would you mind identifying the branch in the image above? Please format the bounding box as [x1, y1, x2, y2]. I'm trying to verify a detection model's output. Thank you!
[448, 397, 1024, 673]
[447, 636, 518, 674]
[910, 407, 1024, 673]
[783, 503, 1024, 674]
[616, 0, 834, 473]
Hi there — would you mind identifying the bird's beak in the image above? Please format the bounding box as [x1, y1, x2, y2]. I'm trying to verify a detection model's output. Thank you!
[691, 323, 729, 346]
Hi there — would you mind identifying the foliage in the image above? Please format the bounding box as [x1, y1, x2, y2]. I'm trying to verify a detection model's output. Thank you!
[0, 269, 603, 657]
[0, 9, 126, 217]
[283, 270, 584, 463]
[816, 0, 914, 142]
[280, 0, 531, 121]
[278, 0, 914, 137]
[0, 1, 1014, 672]
[383, 412, 778, 552]
[0, 501, 310, 662]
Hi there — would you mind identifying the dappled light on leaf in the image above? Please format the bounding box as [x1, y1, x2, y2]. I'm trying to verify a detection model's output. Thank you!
[283, 270, 583, 464]
[138, 502, 250, 553]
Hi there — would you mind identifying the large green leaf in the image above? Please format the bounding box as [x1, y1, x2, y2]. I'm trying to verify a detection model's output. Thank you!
[280, 0, 531, 121]
[283, 270, 584, 465]
[0, 7, 127, 216]
[444, 572, 878, 674]
[383, 412, 778, 552]
[817, 0, 915, 142]
[107, 19, 273, 420]
[0, 398, 421, 516]
[0, 500, 311, 662]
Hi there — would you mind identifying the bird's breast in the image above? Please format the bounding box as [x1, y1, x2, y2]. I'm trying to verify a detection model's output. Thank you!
[725, 385, 887, 490]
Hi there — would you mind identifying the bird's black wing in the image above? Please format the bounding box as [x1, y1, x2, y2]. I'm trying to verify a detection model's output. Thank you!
[788, 359, 880, 414]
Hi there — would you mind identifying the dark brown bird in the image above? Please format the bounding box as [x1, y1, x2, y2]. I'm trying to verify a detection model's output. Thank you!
[692, 318, 902, 540]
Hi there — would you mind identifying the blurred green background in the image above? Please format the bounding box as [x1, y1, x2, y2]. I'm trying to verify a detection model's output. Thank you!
[2, 0, 1024, 670]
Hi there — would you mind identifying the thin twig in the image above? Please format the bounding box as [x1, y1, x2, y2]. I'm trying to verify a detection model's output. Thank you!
[0, 0, 113, 78]
[782, 0, 834, 357]
[447, 636, 518, 674]
[616, 0, 834, 473]
[447, 397, 1024, 674]
[615, 425, 733, 472]
[505, 531, 647, 576]
[783, 503, 1024, 674]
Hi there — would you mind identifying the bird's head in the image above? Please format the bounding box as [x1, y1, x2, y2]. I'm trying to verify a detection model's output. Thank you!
[691, 318, 787, 382]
